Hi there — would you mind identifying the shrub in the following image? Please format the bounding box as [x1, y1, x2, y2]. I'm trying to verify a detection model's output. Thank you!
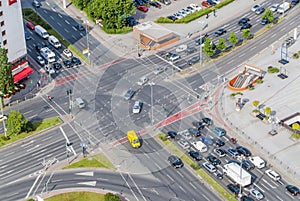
[102, 27, 132, 34]
[104, 193, 121, 201]
[267, 67, 279, 73]
[292, 53, 299, 59]
[236, 92, 243, 95]
[298, 50, 300, 55]
[256, 79, 263, 84]
[291, 133, 300, 139]
[191, 162, 200, 170]
[230, 93, 236, 97]
[1, 136, 10, 141]
[155, 17, 174, 23]
[158, 134, 168, 141]
[248, 85, 255, 90]
[252, 109, 259, 113]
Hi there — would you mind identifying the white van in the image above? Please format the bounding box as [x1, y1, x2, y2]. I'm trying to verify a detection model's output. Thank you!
[48, 35, 61, 49]
[35, 25, 49, 39]
[75, 98, 85, 109]
[249, 156, 266, 169]
[191, 141, 207, 152]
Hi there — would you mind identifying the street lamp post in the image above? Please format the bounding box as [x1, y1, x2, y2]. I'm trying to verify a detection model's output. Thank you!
[198, 21, 206, 66]
[66, 89, 72, 114]
[149, 82, 155, 126]
[0, 96, 7, 138]
[85, 21, 90, 65]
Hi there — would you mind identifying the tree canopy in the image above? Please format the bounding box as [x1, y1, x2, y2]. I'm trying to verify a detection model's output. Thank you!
[0, 48, 14, 95]
[203, 38, 215, 57]
[261, 9, 274, 23]
[217, 38, 226, 51]
[228, 32, 238, 46]
[6, 110, 33, 136]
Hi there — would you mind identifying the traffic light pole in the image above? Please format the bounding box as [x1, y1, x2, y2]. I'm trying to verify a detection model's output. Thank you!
[67, 89, 72, 114]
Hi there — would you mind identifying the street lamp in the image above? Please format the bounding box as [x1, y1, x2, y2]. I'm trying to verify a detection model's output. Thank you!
[66, 89, 72, 114]
[198, 20, 206, 66]
[85, 20, 91, 65]
[237, 155, 245, 200]
[148, 82, 155, 126]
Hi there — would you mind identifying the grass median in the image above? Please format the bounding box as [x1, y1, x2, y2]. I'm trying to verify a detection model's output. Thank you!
[63, 153, 116, 170]
[0, 117, 61, 147]
[156, 134, 237, 201]
[44, 192, 121, 201]
[22, 8, 89, 64]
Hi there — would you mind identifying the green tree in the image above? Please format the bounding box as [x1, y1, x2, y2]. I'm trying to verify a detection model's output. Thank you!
[203, 37, 215, 57]
[6, 110, 33, 136]
[264, 107, 271, 116]
[292, 123, 300, 131]
[87, 0, 135, 30]
[71, 0, 90, 10]
[0, 48, 15, 95]
[252, 100, 259, 109]
[217, 38, 226, 51]
[104, 193, 121, 201]
[242, 29, 251, 40]
[261, 9, 274, 22]
[228, 32, 238, 46]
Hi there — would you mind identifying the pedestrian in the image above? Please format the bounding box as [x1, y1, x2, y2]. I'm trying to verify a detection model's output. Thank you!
[206, 14, 209, 19]
[213, 10, 216, 17]
[47, 95, 52, 101]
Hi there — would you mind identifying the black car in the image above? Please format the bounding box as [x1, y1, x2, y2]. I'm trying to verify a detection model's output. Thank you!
[227, 184, 240, 195]
[188, 150, 202, 161]
[188, 127, 201, 137]
[240, 23, 252, 31]
[260, 18, 269, 25]
[214, 28, 227, 37]
[226, 148, 240, 158]
[187, 56, 200, 65]
[207, 155, 221, 165]
[202, 117, 213, 126]
[238, 17, 250, 25]
[167, 15, 178, 21]
[195, 33, 208, 46]
[192, 121, 205, 130]
[126, 16, 139, 27]
[291, 0, 299, 6]
[34, 43, 43, 52]
[185, 47, 197, 55]
[53, 62, 62, 70]
[149, 1, 161, 8]
[236, 146, 252, 157]
[242, 159, 255, 170]
[167, 131, 180, 140]
[74, 24, 85, 31]
[71, 57, 82, 65]
[241, 196, 254, 201]
[44, 42, 53, 50]
[63, 59, 73, 68]
[168, 155, 183, 168]
[212, 137, 225, 147]
[286, 185, 299, 196]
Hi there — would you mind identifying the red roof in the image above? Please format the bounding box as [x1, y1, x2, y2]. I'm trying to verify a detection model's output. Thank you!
[13, 66, 34, 83]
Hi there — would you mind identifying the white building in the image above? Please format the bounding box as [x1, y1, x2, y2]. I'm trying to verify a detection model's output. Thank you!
[0, 0, 34, 83]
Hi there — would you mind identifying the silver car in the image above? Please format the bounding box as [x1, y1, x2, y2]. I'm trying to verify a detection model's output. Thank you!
[178, 139, 190, 149]
[132, 101, 141, 114]
[124, 89, 135, 100]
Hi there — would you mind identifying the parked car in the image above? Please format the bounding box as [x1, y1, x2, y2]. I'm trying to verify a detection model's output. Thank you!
[251, 4, 261, 12]
[169, 53, 180, 62]
[168, 155, 183, 168]
[25, 32, 32, 40]
[180, 130, 193, 140]
[71, 57, 81, 65]
[265, 169, 281, 181]
[26, 21, 35, 30]
[207, 155, 221, 165]
[149, 1, 161, 8]
[207, 0, 216, 6]
[34, 43, 43, 52]
[270, 4, 279, 12]
[187, 56, 200, 65]
[291, 0, 299, 6]
[188, 150, 202, 161]
[249, 189, 264, 200]
[132, 101, 142, 114]
[63, 59, 73, 68]
[188, 127, 201, 137]
[201, 1, 211, 8]
[137, 5, 148, 12]
[241, 196, 254, 201]
[214, 28, 227, 37]
[255, 7, 265, 14]
[212, 137, 225, 147]
[238, 17, 250, 25]
[185, 47, 197, 55]
[167, 131, 180, 140]
[202, 117, 213, 126]
[124, 89, 135, 100]
[226, 147, 240, 158]
[63, 49, 73, 58]
[242, 159, 255, 170]
[167, 15, 178, 21]
[32, 0, 41, 8]
[178, 139, 190, 149]
[202, 162, 217, 173]
[137, 76, 149, 86]
[45, 65, 55, 74]
[190, 3, 202, 11]
[214, 148, 226, 157]
[153, 66, 167, 75]
[126, 16, 139, 27]
[53, 62, 62, 70]
[192, 121, 205, 130]
[227, 184, 240, 195]
[37, 56, 45, 65]
[212, 127, 226, 137]
[286, 185, 300, 196]
[236, 146, 252, 157]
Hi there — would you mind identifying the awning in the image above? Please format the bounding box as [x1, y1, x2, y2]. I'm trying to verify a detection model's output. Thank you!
[13, 66, 34, 83]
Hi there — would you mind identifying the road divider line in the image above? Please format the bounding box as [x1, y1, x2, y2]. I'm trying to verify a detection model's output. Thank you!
[25, 174, 41, 199]
[128, 174, 147, 201]
[60, 127, 77, 156]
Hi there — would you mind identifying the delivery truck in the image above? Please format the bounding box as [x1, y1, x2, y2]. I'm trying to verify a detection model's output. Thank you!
[277, 2, 290, 14]
[223, 163, 252, 187]
[127, 130, 140, 148]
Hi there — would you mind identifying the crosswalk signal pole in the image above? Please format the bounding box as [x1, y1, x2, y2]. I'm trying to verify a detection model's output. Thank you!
[66, 89, 72, 114]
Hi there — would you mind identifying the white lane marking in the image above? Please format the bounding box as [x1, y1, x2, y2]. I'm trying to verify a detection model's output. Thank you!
[0, 164, 8, 169]
[0, 170, 12, 177]
[60, 127, 77, 156]
[119, 173, 139, 201]
[261, 39, 267, 44]
[25, 174, 41, 199]
[26, 145, 40, 152]
[41, 136, 52, 142]
[14, 160, 27, 166]
[253, 183, 265, 193]
[129, 174, 147, 201]
[178, 185, 186, 193]
[43, 10, 48, 14]
[271, 33, 276, 38]
[58, 14, 62, 18]
[166, 174, 174, 182]
[144, 153, 150, 159]
[238, 53, 245, 58]
[31, 149, 46, 156]
[276, 195, 284, 201]
[190, 182, 197, 190]
[154, 162, 161, 170]
[202, 193, 210, 201]
[75, 172, 94, 177]
[46, 2, 49, 6]
[260, 182, 270, 191]
[65, 20, 70, 25]
[52, 7, 56, 12]
[50, 16, 54, 21]
[77, 181, 97, 186]
[177, 171, 184, 178]
[21, 140, 34, 147]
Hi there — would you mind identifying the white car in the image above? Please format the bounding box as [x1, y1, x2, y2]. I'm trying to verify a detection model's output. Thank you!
[137, 76, 149, 86]
[177, 10, 188, 17]
[249, 189, 264, 200]
[212, 0, 221, 4]
[173, 13, 183, 19]
[175, 44, 188, 52]
[270, 4, 279, 12]
[169, 53, 180, 62]
[178, 139, 190, 149]
[45, 65, 55, 74]
[182, 8, 192, 15]
[190, 3, 202, 11]
[179, 130, 193, 140]
[37, 56, 45, 65]
[132, 101, 141, 114]
[186, 6, 197, 13]
[265, 169, 281, 181]
[63, 49, 73, 58]
[251, 4, 261, 12]
[153, 66, 167, 75]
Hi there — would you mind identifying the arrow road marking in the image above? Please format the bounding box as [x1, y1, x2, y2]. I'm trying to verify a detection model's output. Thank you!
[75, 172, 94, 177]
[77, 181, 97, 187]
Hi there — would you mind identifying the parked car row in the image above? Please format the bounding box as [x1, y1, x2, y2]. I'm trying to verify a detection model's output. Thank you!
[167, 3, 202, 21]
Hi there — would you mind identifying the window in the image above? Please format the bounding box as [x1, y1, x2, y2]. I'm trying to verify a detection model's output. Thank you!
[2, 30, 5, 36]
[0, 21, 4, 26]
[0, 11, 3, 16]
[3, 40, 7, 45]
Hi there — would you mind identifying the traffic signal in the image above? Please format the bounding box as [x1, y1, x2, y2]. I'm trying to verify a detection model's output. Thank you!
[66, 89, 72, 95]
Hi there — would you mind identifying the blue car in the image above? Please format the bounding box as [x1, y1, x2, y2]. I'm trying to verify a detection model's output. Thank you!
[212, 127, 226, 137]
